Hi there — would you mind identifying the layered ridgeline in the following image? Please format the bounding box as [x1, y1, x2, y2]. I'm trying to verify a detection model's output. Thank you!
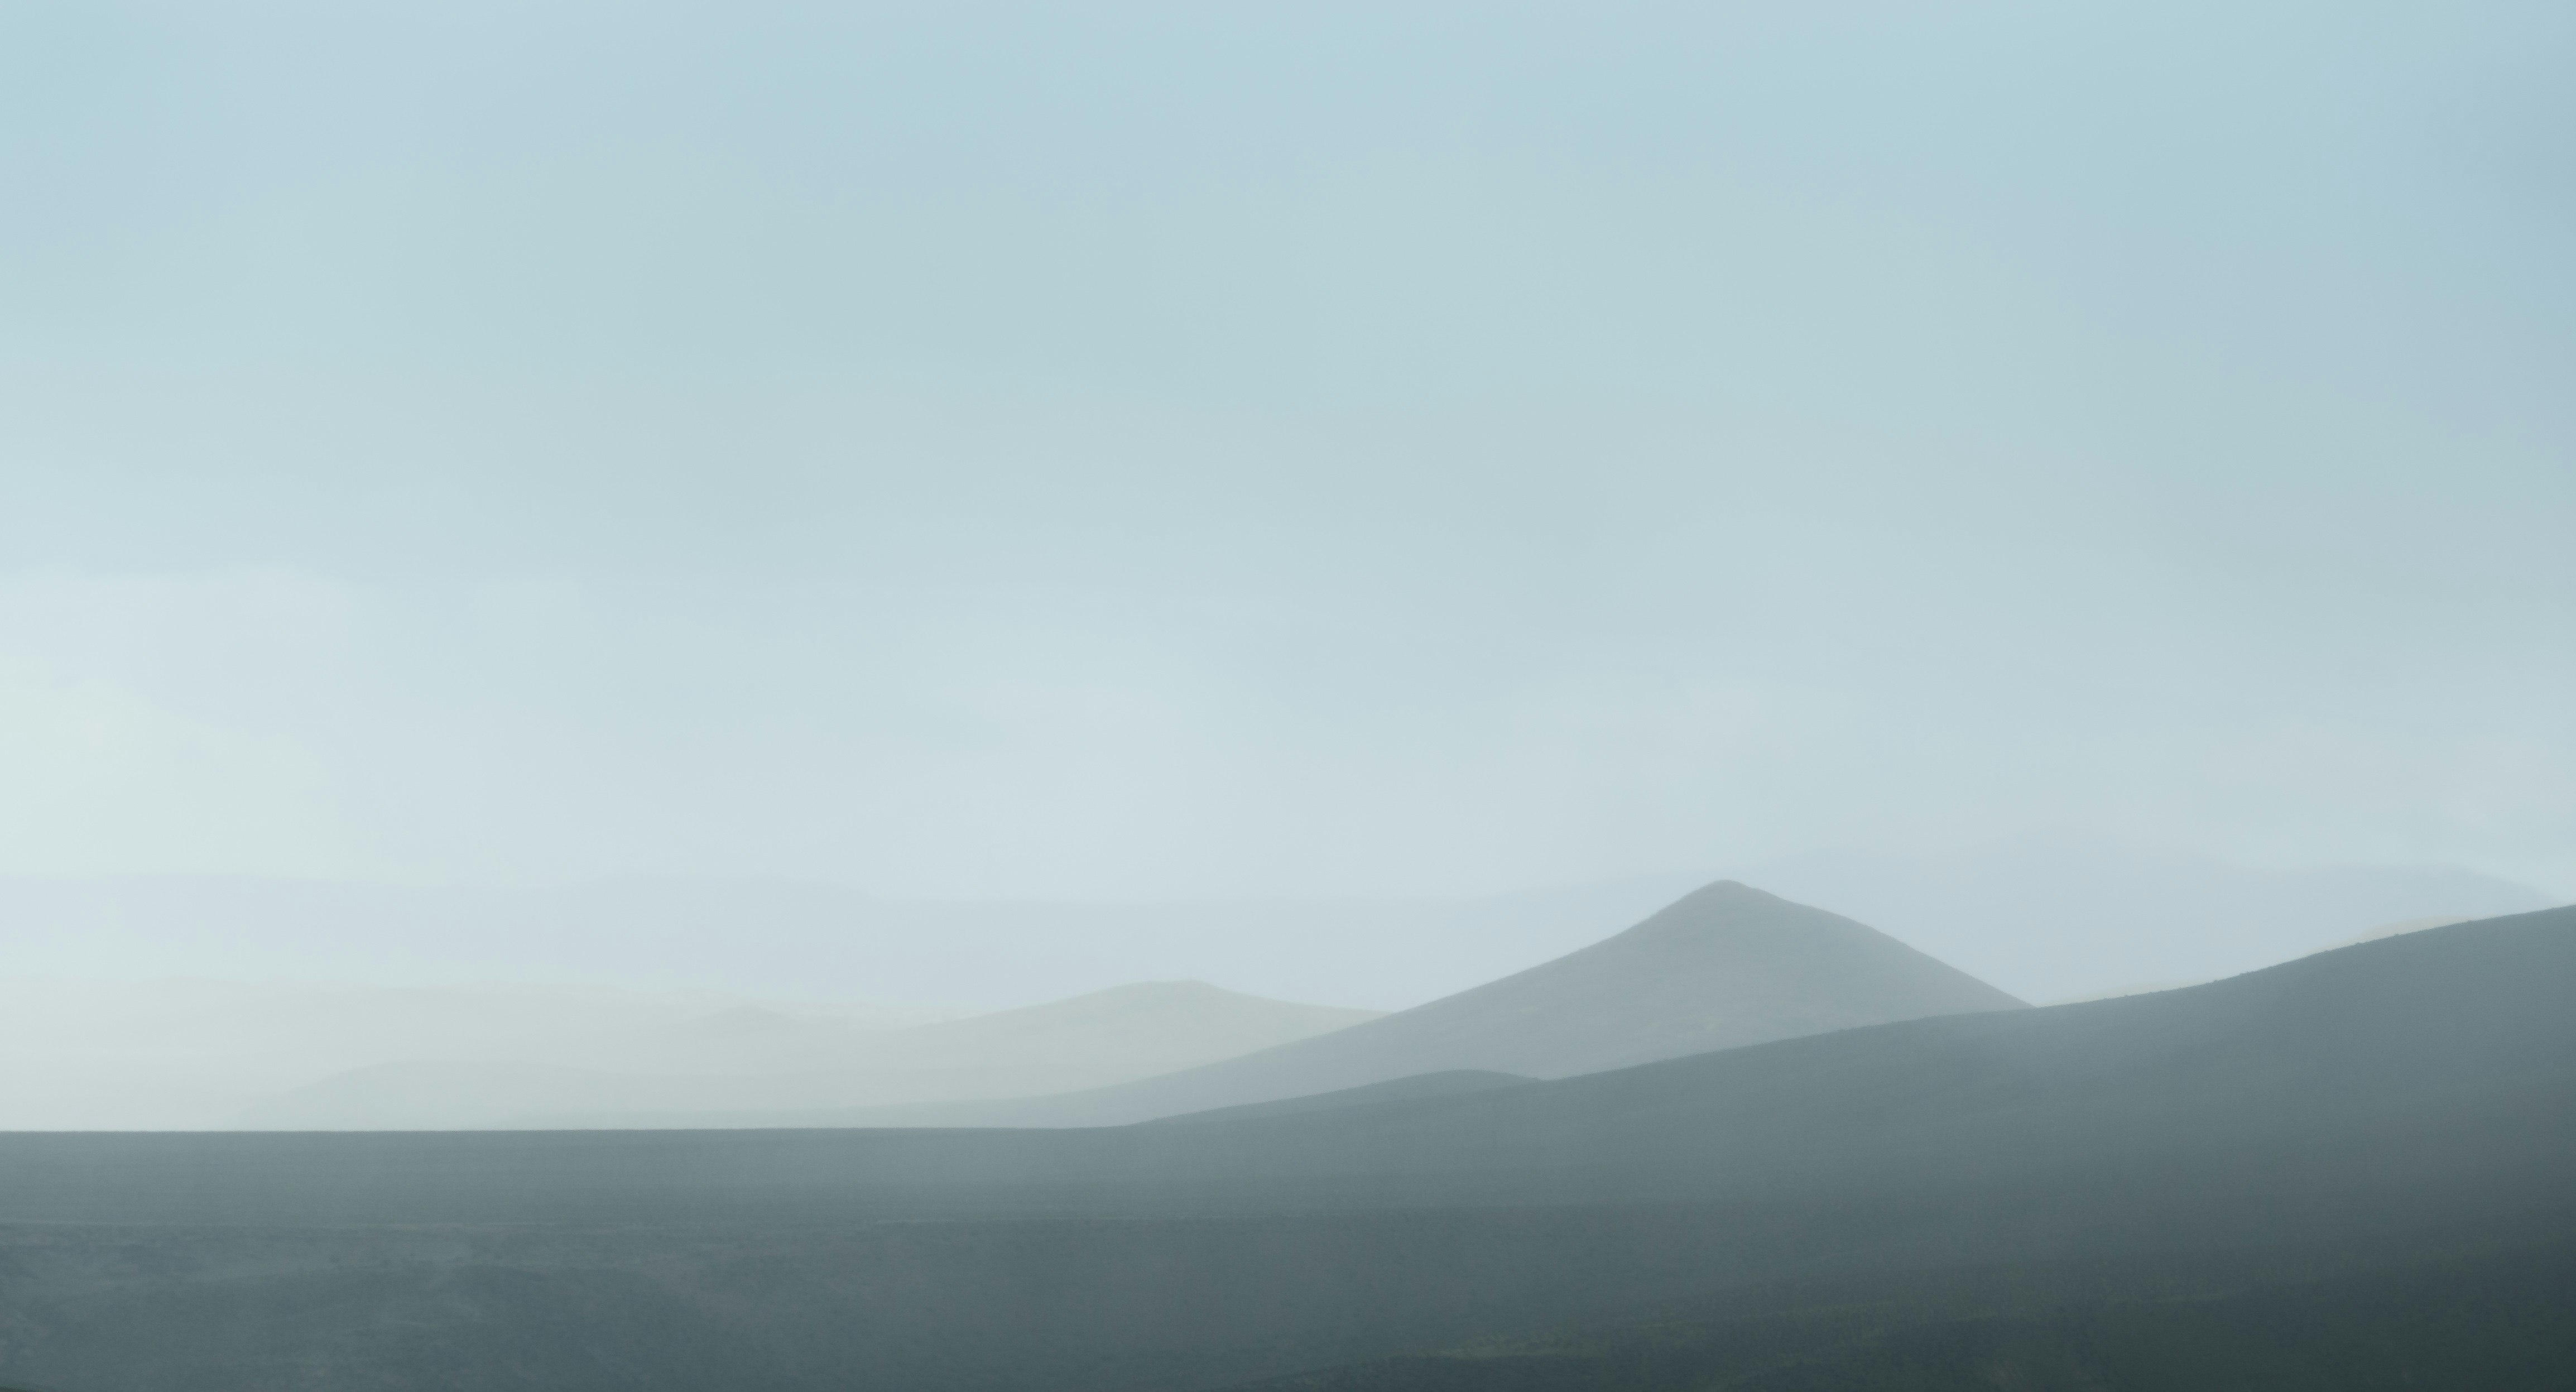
[243, 981, 1378, 1130]
[0, 978, 973, 1131]
[247, 881, 2018, 1130]
[691, 879, 2027, 1127]
[14, 903, 2559, 1226]
[0, 908, 2567, 1392]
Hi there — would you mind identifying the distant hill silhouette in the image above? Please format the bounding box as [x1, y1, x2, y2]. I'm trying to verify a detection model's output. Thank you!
[458, 881, 2023, 1127]
[1738, 842, 2553, 1002]
[0, 977, 962, 1131]
[0, 872, 1707, 1015]
[244, 981, 1377, 1129]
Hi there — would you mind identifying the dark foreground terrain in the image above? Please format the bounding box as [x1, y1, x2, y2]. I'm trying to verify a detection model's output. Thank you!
[1247, 1220, 2576, 1391]
[0, 906, 2570, 1390]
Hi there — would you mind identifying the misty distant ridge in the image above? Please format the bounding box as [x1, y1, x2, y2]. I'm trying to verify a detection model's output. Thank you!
[245, 980, 1377, 1130]
[243, 880, 2022, 1130]
[0, 978, 961, 1131]
[0, 873, 1704, 1012]
[2, 847, 2544, 1012]
[616, 881, 2028, 1129]
[1095, 879, 2022, 1090]
[0, 851, 2553, 1131]
[1741, 844, 2552, 1001]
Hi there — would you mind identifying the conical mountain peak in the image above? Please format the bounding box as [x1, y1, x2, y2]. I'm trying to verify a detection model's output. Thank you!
[969, 883, 2025, 1126]
[1584, 879, 1803, 945]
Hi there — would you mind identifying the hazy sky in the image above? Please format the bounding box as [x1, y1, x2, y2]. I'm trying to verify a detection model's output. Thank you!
[3, 2, 2570, 899]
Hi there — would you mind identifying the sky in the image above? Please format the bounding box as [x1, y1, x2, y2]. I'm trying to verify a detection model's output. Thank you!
[2, 1, 2570, 901]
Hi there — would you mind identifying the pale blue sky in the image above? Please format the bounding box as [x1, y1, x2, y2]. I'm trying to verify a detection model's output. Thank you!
[2, 2, 2570, 896]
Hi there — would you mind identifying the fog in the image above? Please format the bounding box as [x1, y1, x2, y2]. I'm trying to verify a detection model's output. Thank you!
[3, 7, 2574, 1385]
[0, 850, 2545, 1129]
[0, 849, 2550, 1010]
[3, 2, 2570, 922]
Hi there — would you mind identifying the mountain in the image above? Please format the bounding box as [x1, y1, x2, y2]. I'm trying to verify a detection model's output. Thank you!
[454, 880, 2026, 1127]
[993, 879, 2026, 1126]
[1053, 903, 2576, 1214]
[390, 899, 2566, 1220]
[0, 908, 2567, 1392]
[23, 859, 2541, 1129]
[242, 980, 1378, 1129]
[1739, 841, 2554, 1002]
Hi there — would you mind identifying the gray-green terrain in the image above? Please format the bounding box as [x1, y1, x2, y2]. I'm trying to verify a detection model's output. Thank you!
[0, 896, 2569, 1389]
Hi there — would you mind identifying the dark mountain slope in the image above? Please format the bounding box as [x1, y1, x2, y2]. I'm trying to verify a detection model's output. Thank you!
[1145, 897, 2576, 1209]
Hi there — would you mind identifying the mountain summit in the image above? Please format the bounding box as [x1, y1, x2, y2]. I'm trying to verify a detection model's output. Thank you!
[889, 880, 2026, 1126]
[1361, 879, 2029, 1077]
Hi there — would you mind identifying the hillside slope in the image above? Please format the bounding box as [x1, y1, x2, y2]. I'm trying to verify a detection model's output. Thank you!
[770, 879, 2026, 1126]
[6, 905, 2564, 1225]
[1738, 844, 2553, 1002]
